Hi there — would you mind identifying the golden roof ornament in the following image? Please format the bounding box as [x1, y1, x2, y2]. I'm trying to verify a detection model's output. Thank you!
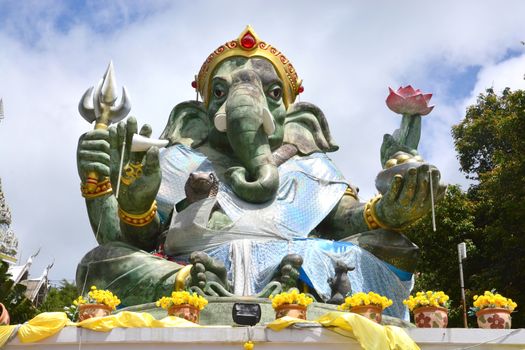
[195, 25, 303, 108]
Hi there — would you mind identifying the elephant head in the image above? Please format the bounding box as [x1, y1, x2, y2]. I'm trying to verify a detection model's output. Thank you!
[159, 26, 338, 203]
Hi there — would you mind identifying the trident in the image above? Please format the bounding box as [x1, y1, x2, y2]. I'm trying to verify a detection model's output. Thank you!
[78, 61, 131, 192]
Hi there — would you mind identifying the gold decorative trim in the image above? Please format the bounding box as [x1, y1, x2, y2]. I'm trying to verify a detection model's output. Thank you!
[118, 201, 157, 227]
[81, 178, 112, 199]
[121, 162, 143, 186]
[363, 195, 390, 230]
[344, 186, 358, 200]
[196, 25, 302, 108]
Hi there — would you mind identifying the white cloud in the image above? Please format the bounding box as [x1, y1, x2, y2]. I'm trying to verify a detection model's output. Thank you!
[1, 0, 525, 282]
[463, 53, 525, 107]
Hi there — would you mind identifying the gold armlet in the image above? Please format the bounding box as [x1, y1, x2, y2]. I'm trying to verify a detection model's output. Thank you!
[81, 178, 112, 199]
[363, 195, 390, 230]
[344, 186, 358, 200]
[118, 201, 158, 227]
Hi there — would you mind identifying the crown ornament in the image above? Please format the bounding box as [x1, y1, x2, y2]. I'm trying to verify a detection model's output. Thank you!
[196, 25, 303, 108]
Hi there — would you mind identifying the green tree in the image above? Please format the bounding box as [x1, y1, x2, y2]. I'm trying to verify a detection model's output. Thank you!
[38, 280, 78, 313]
[404, 185, 477, 327]
[0, 260, 37, 324]
[452, 87, 525, 327]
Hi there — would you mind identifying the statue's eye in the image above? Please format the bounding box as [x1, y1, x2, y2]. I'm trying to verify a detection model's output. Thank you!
[214, 87, 226, 99]
[268, 86, 282, 100]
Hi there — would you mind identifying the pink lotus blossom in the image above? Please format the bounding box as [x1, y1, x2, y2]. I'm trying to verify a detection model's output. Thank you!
[386, 85, 434, 116]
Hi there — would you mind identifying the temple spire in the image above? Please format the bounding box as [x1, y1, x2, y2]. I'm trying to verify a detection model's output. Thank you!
[0, 98, 18, 262]
[0, 98, 4, 123]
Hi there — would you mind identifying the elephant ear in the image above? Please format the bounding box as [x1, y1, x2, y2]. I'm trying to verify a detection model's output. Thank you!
[159, 101, 210, 148]
[283, 102, 339, 155]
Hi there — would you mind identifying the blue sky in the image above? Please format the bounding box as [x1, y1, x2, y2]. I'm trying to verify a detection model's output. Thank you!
[2, 0, 525, 282]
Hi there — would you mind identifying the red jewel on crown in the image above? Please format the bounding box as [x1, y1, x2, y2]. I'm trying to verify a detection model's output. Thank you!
[298, 85, 304, 94]
[191, 81, 197, 89]
[240, 32, 256, 49]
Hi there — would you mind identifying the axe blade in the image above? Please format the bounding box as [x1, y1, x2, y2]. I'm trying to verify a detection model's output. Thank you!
[78, 87, 96, 123]
[109, 86, 132, 123]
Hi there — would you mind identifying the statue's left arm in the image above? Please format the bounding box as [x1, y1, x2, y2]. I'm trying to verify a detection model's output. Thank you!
[318, 164, 446, 239]
[78, 117, 162, 250]
[108, 118, 162, 251]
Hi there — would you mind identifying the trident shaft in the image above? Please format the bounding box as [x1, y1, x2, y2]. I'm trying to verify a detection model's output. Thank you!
[79, 61, 131, 191]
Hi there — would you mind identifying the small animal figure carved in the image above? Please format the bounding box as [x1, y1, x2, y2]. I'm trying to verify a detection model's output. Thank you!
[185, 172, 219, 204]
[327, 260, 355, 305]
[175, 172, 219, 213]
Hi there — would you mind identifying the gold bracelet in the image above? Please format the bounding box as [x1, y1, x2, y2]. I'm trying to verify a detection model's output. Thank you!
[81, 178, 112, 199]
[363, 194, 390, 230]
[118, 201, 158, 227]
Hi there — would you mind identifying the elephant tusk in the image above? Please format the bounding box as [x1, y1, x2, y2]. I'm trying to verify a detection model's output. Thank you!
[262, 107, 275, 135]
[214, 103, 227, 132]
[131, 134, 169, 152]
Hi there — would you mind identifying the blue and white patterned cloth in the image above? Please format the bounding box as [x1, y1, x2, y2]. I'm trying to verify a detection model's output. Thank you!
[159, 145, 412, 320]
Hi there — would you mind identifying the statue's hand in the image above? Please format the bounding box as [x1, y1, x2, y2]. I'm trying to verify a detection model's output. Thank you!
[374, 164, 446, 229]
[109, 117, 161, 214]
[77, 129, 110, 183]
[380, 134, 418, 168]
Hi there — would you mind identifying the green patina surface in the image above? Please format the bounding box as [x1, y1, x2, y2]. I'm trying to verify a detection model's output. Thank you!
[75, 36, 446, 310]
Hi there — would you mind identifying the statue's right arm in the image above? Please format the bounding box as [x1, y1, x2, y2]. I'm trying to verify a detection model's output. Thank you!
[77, 129, 122, 244]
[78, 119, 164, 250]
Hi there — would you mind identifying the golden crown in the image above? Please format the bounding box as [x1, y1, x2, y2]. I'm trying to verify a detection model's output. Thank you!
[196, 26, 303, 108]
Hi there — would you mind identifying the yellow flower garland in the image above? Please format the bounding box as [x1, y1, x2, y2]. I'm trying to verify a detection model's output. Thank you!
[269, 290, 314, 309]
[73, 286, 121, 311]
[338, 291, 393, 311]
[473, 291, 517, 311]
[403, 291, 449, 311]
[156, 291, 208, 311]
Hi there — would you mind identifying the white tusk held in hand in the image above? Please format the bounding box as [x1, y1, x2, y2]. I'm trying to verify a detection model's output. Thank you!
[131, 134, 169, 152]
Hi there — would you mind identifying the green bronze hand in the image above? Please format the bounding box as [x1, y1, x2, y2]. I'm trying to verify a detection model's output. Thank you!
[374, 164, 446, 229]
[109, 117, 161, 214]
[77, 129, 111, 183]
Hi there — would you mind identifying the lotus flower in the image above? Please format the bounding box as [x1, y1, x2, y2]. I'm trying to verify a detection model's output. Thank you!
[386, 85, 434, 116]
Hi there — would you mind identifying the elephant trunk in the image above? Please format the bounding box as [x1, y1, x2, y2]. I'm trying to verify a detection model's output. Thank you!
[222, 71, 279, 203]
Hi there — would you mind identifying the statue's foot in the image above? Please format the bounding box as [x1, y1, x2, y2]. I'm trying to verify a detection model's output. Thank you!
[327, 293, 345, 305]
[189, 251, 230, 291]
[274, 254, 304, 291]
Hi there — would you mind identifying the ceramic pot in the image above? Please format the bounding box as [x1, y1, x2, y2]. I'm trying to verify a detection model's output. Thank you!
[275, 304, 307, 320]
[168, 304, 200, 323]
[476, 308, 511, 329]
[0, 302, 10, 325]
[78, 304, 112, 321]
[350, 305, 383, 323]
[413, 306, 448, 328]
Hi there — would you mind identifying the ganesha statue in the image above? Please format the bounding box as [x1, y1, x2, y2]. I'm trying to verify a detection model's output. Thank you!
[75, 26, 445, 319]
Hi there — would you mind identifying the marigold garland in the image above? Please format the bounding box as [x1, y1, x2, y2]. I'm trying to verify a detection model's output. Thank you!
[269, 289, 314, 309]
[156, 291, 208, 311]
[403, 291, 449, 311]
[338, 291, 393, 311]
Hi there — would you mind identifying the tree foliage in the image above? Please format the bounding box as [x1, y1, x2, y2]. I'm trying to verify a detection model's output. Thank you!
[38, 280, 78, 313]
[407, 87, 525, 328]
[452, 87, 525, 327]
[0, 260, 37, 324]
[404, 185, 477, 327]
